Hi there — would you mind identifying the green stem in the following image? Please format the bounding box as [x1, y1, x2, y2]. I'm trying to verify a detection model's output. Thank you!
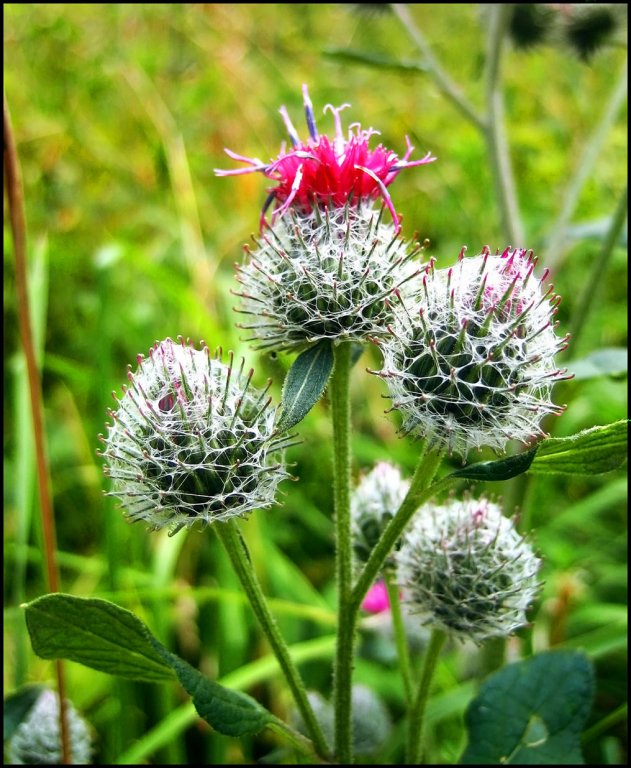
[581, 702, 628, 746]
[351, 448, 447, 614]
[383, 569, 413, 706]
[568, 183, 628, 352]
[406, 628, 447, 764]
[330, 341, 354, 764]
[216, 519, 330, 759]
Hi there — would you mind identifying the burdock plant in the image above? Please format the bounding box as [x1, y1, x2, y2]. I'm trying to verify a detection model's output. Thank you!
[181, 87, 569, 763]
[99, 88, 569, 765]
[16, 81, 621, 768]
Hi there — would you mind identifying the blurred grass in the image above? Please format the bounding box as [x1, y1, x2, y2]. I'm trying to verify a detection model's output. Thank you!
[4, 3, 627, 764]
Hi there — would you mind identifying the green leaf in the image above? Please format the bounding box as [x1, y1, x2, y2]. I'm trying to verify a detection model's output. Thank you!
[4, 684, 46, 742]
[448, 421, 628, 481]
[448, 446, 538, 481]
[528, 421, 628, 475]
[568, 347, 627, 381]
[24, 594, 274, 738]
[147, 640, 273, 737]
[460, 650, 594, 765]
[277, 339, 334, 432]
[25, 594, 174, 682]
[324, 47, 428, 74]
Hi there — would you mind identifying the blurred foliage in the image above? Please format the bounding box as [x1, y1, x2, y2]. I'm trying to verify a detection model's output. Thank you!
[4, 3, 627, 765]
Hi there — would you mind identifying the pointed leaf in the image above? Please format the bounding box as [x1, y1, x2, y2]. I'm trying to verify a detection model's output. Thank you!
[24, 594, 274, 738]
[460, 650, 594, 765]
[447, 421, 627, 481]
[277, 339, 334, 432]
[324, 47, 429, 74]
[25, 594, 174, 682]
[528, 421, 628, 475]
[148, 641, 273, 737]
[448, 446, 538, 481]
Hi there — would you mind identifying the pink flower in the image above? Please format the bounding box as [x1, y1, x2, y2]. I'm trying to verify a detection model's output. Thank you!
[215, 84, 436, 233]
[361, 580, 391, 614]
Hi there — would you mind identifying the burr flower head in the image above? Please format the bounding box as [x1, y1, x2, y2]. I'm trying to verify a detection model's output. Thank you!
[235, 205, 426, 351]
[375, 246, 572, 455]
[7, 689, 93, 765]
[396, 496, 541, 643]
[351, 461, 410, 565]
[215, 83, 435, 233]
[100, 338, 291, 534]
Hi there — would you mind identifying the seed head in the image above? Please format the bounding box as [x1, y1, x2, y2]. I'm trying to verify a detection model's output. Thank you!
[99, 338, 292, 535]
[6, 689, 93, 765]
[374, 247, 572, 455]
[351, 461, 410, 565]
[396, 495, 541, 643]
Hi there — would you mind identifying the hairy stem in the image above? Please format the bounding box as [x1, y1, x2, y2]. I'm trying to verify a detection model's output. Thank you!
[216, 519, 330, 759]
[330, 341, 354, 764]
[384, 569, 413, 706]
[267, 718, 331, 764]
[406, 628, 447, 764]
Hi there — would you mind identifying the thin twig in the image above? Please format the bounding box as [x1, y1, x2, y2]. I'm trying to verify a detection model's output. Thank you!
[390, 4, 486, 132]
[392, 4, 525, 245]
[4, 91, 70, 764]
[568, 184, 628, 352]
[544, 56, 628, 270]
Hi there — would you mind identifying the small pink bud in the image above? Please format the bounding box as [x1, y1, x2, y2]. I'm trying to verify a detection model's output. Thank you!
[362, 580, 391, 614]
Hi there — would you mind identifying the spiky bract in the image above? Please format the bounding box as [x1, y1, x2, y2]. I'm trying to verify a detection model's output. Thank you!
[375, 247, 571, 455]
[396, 496, 541, 643]
[100, 338, 291, 534]
[235, 205, 425, 351]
